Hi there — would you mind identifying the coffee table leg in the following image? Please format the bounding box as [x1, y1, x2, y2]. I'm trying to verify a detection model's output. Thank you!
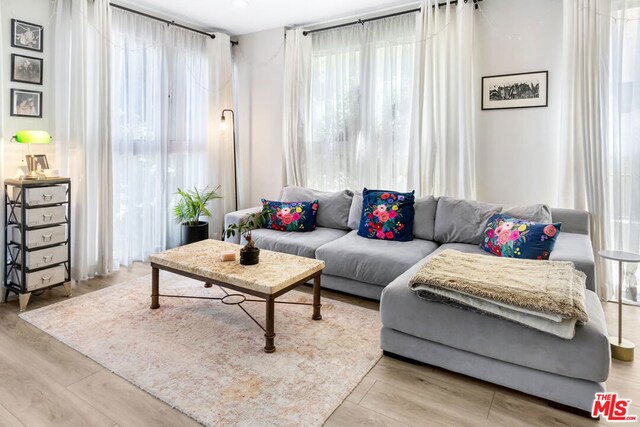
[264, 296, 276, 353]
[151, 267, 160, 309]
[313, 275, 322, 320]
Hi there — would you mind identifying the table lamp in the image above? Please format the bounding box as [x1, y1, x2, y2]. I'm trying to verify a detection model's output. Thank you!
[11, 130, 52, 179]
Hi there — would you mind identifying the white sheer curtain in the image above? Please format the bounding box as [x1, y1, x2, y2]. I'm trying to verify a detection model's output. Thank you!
[206, 33, 236, 238]
[609, 0, 640, 302]
[53, 0, 113, 280]
[410, 0, 476, 198]
[559, 0, 612, 299]
[111, 9, 234, 268]
[300, 13, 417, 191]
[283, 29, 312, 187]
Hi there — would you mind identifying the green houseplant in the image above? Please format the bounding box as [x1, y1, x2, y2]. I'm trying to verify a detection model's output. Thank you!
[225, 210, 268, 265]
[174, 186, 222, 245]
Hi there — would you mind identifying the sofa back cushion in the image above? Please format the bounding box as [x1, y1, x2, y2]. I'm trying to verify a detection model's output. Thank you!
[434, 197, 502, 244]
[502, 204, 552, 223]
[347, 190, 364, 230]
[413, 196, 438, 241]
[281, 185, 353, 230]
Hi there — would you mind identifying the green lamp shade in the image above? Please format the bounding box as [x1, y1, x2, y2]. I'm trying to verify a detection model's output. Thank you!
[13, 130, 51, 144]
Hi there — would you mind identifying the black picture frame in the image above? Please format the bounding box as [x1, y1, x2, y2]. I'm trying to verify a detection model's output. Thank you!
[10, 89, 43, 118]
[481, 71, 548, 110]
[11, 54, 43, 85]
[11, 19, 43, 52]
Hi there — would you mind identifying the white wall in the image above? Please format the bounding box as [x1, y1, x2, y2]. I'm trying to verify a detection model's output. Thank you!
[1, 0, 57, 177]
[474, 0, 562, 206]
[233, 27, 285, 208]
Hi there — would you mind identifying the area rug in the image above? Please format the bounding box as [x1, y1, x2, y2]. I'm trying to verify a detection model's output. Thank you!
[19, 272, 382, 427]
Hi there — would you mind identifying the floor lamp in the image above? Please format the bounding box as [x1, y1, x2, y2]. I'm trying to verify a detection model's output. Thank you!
[220, 109, 239, 212]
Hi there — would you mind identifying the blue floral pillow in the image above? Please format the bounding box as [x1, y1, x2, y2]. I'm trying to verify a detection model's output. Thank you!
[357, 188, 415, 241]
[261, 199, 318, 232]
[480, 213, 561, 260]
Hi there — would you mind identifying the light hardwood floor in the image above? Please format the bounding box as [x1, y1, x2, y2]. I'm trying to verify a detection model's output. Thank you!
[0, 263, 636, 426]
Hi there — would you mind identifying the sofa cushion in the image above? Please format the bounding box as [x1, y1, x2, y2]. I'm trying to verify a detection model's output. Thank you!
[380, 262, 610, 383]
[252, 227, 348, 259]
[434, 197, 502, 244]
[347, 190, 363, 230]
[480, 213, 561, 260]
[281, 185, 353, 230]
[261, 199, 318, 232]
[413, 196, 438, 241]
[549, 232, 596, 292]
[503, 204, 552, 223]
[315, 230, 439, 286]
[358, 189, 415, 241]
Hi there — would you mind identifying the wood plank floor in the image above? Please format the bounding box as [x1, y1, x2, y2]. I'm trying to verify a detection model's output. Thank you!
[0, 263, 637, 426]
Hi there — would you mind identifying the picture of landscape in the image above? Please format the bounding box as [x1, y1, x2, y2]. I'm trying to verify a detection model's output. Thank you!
[482, 71, 548, 110]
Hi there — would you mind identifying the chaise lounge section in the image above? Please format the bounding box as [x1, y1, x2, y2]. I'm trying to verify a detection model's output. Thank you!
[224, 186, 610, 412]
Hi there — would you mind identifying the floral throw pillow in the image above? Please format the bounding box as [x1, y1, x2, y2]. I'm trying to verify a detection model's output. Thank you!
[261, 199, 318, 232]
[357, 189, 415, 241]
[480, 213, 562, 260]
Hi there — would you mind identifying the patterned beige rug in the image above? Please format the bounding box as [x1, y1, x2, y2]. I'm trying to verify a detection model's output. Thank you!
[20, 272, 382, 426]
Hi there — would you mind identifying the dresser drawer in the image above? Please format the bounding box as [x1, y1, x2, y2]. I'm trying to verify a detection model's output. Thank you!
[12, 265, 66, 292]
[10, 185, 67, 206]
[13, 205, 67, 227]
[10, 245, 68, 270]
[12, 224, 67, 249]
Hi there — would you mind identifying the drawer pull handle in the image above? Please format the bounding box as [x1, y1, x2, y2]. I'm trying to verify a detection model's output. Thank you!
[43, 254, 53, 262]
[42, 213, 53, 222]
[42, 194, 53, 201]
[41, 276, 52, 284]
[42, 233, 53, 242]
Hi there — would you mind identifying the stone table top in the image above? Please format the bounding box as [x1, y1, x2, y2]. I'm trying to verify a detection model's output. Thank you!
[149, 239, 325, 295]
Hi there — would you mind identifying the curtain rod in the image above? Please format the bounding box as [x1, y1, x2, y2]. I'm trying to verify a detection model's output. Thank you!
[302, 0, 482, 36]
[109, 3, 239, 45]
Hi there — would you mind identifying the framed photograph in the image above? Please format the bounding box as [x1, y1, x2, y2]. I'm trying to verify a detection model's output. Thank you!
[11, 19, 43, 52]
[11, 54, 43, 85]
[10, 89, 42, 118]
[482, 71, 548, 110]
[26, 155, 49, 172]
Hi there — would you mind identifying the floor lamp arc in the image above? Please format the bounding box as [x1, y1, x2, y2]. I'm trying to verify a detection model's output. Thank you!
[220, 109, 239, 212]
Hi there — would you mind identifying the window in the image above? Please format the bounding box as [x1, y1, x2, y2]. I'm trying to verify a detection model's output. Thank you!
[307, 13, 417, 191]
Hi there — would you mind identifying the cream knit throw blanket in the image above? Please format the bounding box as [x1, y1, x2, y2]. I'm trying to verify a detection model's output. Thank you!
[409, 249, 589, 323]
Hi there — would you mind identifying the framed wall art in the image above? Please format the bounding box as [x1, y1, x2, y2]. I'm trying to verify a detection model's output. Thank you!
[11, 54, 43, 85]
[10, 89, 43, 118]
[482, 71, 548, 110]
[11, 19, 43, 52]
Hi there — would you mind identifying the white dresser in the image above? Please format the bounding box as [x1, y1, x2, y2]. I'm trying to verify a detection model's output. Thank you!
[3, 178, 72, 311]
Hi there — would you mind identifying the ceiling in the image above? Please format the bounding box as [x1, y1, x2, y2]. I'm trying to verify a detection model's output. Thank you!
[117, 0, 420, 36]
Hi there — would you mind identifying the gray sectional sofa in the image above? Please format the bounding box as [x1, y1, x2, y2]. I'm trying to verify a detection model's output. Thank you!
[224, 186, 610, 412]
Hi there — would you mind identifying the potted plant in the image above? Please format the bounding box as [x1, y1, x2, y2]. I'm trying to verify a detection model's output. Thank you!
[174, 186, 222, 245]
[224, 210, 268, 265]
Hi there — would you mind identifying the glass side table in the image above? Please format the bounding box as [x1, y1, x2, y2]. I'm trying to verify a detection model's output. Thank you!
[599, 250, 640, 362]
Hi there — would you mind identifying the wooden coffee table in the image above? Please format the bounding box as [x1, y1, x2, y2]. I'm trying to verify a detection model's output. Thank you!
[149, 240, 325, 353]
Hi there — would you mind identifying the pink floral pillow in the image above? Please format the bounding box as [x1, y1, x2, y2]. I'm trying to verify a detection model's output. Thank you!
[480, 213, 561, 260]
